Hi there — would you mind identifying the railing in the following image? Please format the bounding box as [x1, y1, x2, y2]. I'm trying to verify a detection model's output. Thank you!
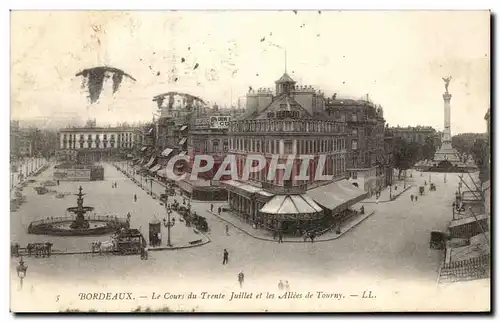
[261, 182, 308, 194]
[30, 215, 128, 226]
[229, 119, 346, 134]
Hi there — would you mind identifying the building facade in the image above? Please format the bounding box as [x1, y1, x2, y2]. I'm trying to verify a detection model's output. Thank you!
[325, 98, 387, 195]
[58, 126, 138, 163]
[390, 125, 440, 146]
[223, 73, 366, 234]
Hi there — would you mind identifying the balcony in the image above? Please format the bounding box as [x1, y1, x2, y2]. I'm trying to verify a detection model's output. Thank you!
[261, 182, 308, 194]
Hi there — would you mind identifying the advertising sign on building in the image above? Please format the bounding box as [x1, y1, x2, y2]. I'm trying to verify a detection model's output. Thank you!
[209, 116, 231, 129]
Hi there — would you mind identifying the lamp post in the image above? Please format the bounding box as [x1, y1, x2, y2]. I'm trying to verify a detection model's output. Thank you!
[162, 188, 172, 246]
[150, 178, 153, 195]
[16, 257, 27, 290]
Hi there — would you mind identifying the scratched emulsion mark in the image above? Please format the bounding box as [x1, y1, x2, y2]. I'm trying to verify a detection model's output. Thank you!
[75, 67, 136, 104]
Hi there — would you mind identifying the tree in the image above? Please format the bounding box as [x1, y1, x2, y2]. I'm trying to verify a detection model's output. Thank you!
[421, 135, 437, 161]
[470, 137, 489, 182]
[392, 138, 419, 179]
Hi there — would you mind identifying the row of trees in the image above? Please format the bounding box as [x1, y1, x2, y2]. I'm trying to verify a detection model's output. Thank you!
[391, 132, 489, 180]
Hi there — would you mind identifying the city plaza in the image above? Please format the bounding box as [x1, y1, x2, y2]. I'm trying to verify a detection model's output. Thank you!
[10, 159, 489, 311]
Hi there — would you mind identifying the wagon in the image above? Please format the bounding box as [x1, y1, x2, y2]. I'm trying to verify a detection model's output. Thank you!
[430, 231, 446, 250]
[115, 229, 146, 255]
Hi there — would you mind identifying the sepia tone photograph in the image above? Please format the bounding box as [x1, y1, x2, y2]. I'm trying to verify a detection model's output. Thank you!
[9, 10, 491, 312]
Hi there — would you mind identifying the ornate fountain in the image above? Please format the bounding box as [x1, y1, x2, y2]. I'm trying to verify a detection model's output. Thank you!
[28, 186, 128, 236]
[67, 186, 93, 229]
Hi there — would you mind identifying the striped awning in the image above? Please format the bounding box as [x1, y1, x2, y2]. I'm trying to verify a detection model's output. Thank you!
[178, 151, 187, 156]
[179, 137, 187, 145]
[141, 147, 147, 152]
[149, 164, 162, 172]
[162, 148, 173, 157]
[145, 156, 156, 168]
[157, 167, 168, 178]
[180, 125, 188, 131]
[259, 194, 323, 221]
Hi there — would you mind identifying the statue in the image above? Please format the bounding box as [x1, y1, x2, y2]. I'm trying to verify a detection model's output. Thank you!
[442, 76, 452, 93]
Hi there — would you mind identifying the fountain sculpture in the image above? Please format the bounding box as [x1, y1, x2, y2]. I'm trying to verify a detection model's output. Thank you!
[28, 186, 128, 236]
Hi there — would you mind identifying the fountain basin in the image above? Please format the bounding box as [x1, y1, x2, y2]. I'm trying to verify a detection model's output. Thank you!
[28, 215, 128, 236]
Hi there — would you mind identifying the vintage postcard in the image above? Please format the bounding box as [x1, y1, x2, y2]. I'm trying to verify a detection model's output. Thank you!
[9, 10, 491, 312]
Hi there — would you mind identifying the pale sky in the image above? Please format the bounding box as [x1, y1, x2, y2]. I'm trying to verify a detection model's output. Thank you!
[11, 10, 490, 133]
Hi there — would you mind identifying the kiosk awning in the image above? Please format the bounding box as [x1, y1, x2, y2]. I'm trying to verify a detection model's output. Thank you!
[141, 147, 147, 152]
[260, 194, 323, 215]
[306, 179, 367, 212]
[179, 137, 187, 145]
[178, 151, 187, 156]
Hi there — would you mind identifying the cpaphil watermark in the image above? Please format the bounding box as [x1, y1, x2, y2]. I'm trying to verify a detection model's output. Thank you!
[162, 154, 334, 182]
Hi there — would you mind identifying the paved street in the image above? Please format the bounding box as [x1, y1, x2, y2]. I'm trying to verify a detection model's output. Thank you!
[10, 166, 489, 312]
[10, 163, 208, 253]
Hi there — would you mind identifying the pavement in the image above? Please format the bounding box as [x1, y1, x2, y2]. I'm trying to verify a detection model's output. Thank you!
[10, 163, 210, 255]
[10, 165, 489, 312]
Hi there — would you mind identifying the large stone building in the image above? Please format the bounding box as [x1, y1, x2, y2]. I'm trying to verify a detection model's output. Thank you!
[58, 125, 138, 163]
[390, 125, 441, 146]
[325, 98, 387, 195]
[223, 73, 367, 234]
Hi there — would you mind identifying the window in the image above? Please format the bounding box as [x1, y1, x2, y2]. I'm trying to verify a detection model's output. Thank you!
[352, 128, 358, 136]
[352, 140, 358, 150]
[284, 140, 293, 154]
[352, 113, 358, 122]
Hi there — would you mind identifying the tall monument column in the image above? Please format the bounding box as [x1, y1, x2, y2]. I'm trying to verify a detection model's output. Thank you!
[431, 76, 461, 164]
[442, 83, 452, 145]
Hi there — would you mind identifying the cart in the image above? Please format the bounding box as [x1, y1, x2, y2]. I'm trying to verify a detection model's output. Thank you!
[115, 229, 146, 255]
[429, 231, 446, 250]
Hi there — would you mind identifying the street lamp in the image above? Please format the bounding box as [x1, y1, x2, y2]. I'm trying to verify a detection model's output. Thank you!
[16, 257, 27, 290]
[162, 189, 172, 246]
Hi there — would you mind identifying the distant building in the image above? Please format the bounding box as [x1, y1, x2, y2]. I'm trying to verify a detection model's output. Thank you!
[390, 125, 440, 146]
[58, 125, 138, 163]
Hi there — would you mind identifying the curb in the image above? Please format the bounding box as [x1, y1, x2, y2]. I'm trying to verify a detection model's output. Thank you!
[206, 210, 376, 243]
[360, 185, 413, 204]
[32, 235, 211, 256]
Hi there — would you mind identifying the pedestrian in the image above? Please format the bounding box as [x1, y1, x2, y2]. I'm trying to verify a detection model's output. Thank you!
[278, 280, 284, 290]
[183, 197, 186, 205]
[376, 198, 379, 204]
[238, 271, 245, 288]
[57, 180, 60, 186]
[395, 185, 398, 191]
[218, 207, 221, 215]
[285, 281, 290, 290]
[411, 195, 414, 202]
[134, 194, 137, 202]
[310, 232, 315, 243]
[273, 230, 277, 240]
[415, 196, 418, 202]
[303, 232, 308, 242]
[424, 181, 427, 186]
[210, 204, 213, 212]
[278, 232, 284, 243]
[222, 249, 229, 265]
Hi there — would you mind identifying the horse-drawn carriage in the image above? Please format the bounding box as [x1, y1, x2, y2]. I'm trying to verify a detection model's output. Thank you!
[191, 213, 209, 232]
[34, 186, 49, 195]
[429, 231, 446, 250]
[114, 229, 146, 255]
